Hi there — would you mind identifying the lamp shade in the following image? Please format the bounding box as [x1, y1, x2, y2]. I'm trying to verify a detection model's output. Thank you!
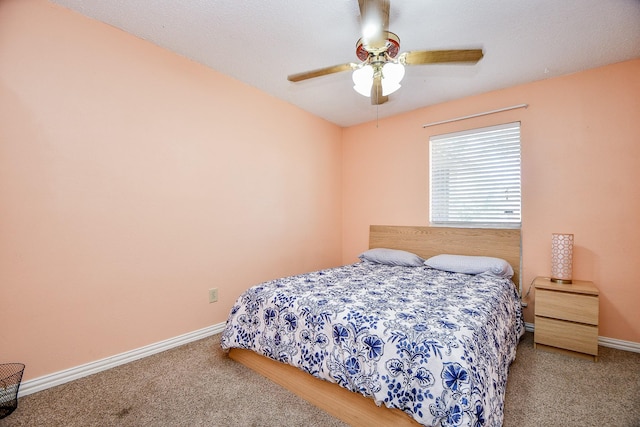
[381, 62, 405, 96]
[550, 233, 573, 284]
[352, 65, 374, 97]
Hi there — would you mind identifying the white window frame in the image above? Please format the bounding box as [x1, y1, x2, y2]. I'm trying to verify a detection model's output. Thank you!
[429, 122, 521, 228]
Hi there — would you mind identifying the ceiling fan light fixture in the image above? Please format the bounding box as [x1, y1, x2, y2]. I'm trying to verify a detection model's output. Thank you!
[352, 65, 374, 97]
[381, 61, 405, 95]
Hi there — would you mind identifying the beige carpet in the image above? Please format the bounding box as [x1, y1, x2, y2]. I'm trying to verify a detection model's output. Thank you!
[3, 332, 640, 427]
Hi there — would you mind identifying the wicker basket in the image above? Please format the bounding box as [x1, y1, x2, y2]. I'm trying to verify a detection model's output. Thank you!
[0, 363, 25, 419]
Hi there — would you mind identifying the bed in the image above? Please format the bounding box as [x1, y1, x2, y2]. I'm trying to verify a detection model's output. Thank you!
[221, 226, 524, 427]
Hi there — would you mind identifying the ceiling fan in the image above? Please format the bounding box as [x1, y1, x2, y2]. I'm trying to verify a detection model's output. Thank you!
[287, 0, 484, 105]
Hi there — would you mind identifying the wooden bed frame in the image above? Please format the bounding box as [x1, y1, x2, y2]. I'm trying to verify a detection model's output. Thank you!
[228, 225, 522, 427]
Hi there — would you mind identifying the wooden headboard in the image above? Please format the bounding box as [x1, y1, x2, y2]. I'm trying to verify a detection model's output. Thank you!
[369, 225, 521, 287]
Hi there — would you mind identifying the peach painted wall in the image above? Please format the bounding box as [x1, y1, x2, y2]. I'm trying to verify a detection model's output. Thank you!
[0, 0, 342, 380]
[343, 59, 640, 344]
[2, 0, 638, 386]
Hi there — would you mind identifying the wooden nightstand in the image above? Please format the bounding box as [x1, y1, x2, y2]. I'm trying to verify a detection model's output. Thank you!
[533, 276, 599, 361]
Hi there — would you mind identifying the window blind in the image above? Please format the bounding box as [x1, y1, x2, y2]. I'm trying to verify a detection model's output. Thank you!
[429, 122, 521, 227]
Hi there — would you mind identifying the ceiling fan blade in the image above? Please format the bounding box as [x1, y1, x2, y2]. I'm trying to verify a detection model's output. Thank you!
[287, 63, 357, 82]
[358, 0, 390, 50]
[370, 74, 388, 105]
[401, 49, 484, 66]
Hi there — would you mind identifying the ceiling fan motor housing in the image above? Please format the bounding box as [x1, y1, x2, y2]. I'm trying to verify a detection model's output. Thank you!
[356, 31, 400, 61]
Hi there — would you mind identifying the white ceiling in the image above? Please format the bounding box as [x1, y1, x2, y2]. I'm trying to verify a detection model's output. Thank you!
[49, 0, 640, 127]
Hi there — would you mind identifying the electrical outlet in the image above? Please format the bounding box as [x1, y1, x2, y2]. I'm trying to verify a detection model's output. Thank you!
[209, 288, 218, 303]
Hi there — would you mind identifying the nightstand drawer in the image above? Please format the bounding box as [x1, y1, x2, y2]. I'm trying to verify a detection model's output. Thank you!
[535, 288, 598, 325]
[534, 316, 598, 355]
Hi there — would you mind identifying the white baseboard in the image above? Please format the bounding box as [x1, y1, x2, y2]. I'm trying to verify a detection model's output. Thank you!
[524, 321, 535, 332]
[598, 336, 640, 353]
[18, 320, 640, 397]
[19, 322, 226, 397]
[523, 321, 640, 353]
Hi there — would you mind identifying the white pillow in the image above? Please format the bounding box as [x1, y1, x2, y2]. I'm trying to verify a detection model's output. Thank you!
[424, 254, 514, 278]
[359, 248, 425, 267]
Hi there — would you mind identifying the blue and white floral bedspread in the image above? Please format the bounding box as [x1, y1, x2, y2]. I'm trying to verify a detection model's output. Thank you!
[221, 261, 524, 427]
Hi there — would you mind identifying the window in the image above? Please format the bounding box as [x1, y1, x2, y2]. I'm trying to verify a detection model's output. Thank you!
[429, 122, 521, 227]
